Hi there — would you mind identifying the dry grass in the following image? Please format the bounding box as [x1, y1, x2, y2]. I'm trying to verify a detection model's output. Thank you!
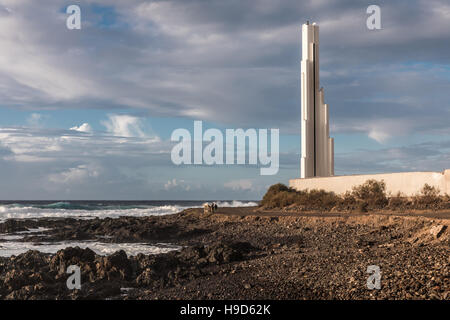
[261, 180, 450, 211]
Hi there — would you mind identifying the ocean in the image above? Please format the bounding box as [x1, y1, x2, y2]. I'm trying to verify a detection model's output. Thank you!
[0, 200, 258, 257]
[0, 200, 258, 221]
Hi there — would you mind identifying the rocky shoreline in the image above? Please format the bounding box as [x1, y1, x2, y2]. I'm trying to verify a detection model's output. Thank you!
[0, 208, 449, 299]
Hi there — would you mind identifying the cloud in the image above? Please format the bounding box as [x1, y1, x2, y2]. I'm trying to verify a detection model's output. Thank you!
[0, 124, 164, 163]
[27, 113, 43, 127]
[49, 164, 100, 184]
[368, 129, 389, 144]
[164, 178, 191, 191]
[0, 123, 173, 199]
[0, 0, 449, 199]
[0, 143, 13, 159]
[0, 0, 448, 138]
[101, 114, 148, 138]
[224, 179, 254, 191]
[333, 118, 416, 144]
[70, 123, 92, 133]
[335, 140, 450, 175]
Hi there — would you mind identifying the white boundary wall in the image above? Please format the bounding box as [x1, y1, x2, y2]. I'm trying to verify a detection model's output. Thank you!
[289, 170, 450, 196]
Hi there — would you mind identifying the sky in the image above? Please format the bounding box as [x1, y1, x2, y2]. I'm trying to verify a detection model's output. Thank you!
[0, 0, 449, 200]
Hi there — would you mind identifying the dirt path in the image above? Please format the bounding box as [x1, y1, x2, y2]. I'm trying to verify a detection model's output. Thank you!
[207, 206, 450, 220]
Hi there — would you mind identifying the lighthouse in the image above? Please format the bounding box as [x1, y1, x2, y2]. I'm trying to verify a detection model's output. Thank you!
[291, 23, 449, 197]
[300, 22, 334, 178]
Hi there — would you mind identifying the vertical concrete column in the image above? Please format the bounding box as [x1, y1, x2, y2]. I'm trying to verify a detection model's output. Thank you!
[301, 22, 315, 178]
[300, 22, 334, 178]
[328, 137, 334, 176]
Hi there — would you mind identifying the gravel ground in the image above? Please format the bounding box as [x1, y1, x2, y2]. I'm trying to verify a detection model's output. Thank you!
[0, 208, 448, 300]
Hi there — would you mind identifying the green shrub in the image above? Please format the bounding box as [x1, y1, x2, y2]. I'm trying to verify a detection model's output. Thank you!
[261, 183, 297, 208]
[413, 184, 441, 208]
[261, 180, 449, 211]
[350, 179, 388, 209]
[261, 179, 387, 211]
[420, 184, 440, 197]
[260, 183, 339, 210]
[264, 183, 293, 194]
[387, 192, 409, 210]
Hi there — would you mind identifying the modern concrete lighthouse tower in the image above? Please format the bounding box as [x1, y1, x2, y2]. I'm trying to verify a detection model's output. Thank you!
[291, 23, 450, 196]
[300, 22, 334, 178]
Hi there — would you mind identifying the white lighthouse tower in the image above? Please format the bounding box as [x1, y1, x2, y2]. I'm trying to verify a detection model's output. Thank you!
[300, 22, 334, 178]
[291, 23, 449, 197]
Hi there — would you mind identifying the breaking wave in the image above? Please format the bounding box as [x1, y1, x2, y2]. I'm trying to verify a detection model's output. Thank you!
[0, 241, 181, 257]
[215, 200, 258, 207]
[0, 200, 258, 221]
